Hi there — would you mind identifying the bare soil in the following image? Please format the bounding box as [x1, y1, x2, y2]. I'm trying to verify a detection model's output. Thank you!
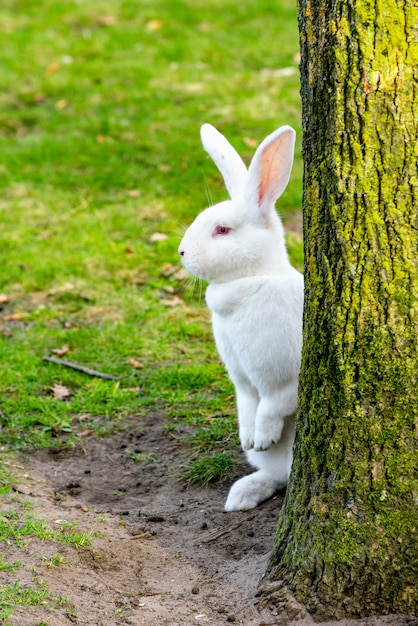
[8, 411, 417, 625]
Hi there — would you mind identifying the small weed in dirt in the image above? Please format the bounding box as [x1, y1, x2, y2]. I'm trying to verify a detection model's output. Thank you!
[183, 451, 238, 485]
[0, 579, 65, 622]
[0, 555, 21, 573]
[0, 509, 96, 550]
[41, 552, 71, 568]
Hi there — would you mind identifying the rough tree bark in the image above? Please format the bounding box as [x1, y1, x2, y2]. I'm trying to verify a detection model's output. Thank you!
[260, 0, 417, 620]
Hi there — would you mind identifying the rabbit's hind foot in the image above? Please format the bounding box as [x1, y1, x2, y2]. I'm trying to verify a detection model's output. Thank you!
[224, 470, 283, 511]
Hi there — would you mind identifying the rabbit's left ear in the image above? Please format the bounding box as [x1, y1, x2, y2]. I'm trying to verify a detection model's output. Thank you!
[201, 124, 248, 199]
[246, 126, 296, 222]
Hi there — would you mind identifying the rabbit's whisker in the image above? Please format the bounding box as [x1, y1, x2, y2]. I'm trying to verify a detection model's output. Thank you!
[204, 178, 214, 207]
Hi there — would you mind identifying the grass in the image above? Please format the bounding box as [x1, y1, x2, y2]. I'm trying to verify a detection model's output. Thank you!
[0, 512, 96, 548]
[0, 580, 66, 623]
[0, 0, 302, 454]
[1, 0, 302, 619]
[183, 451, 238, 485]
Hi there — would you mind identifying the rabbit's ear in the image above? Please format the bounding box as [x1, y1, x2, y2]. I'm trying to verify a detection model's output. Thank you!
[246, 126, 295, 223]
[200, 124, 248, 199]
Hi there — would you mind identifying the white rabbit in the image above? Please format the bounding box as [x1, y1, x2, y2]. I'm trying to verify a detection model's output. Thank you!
[179, 123, 304, 511]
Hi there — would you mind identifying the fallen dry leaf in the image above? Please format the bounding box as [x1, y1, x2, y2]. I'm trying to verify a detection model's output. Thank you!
[129, 531, 154, 540]
[3, 312, 26, 321]
[46, 62, 61, 74]
[131, 275, 149, 286]
[51, 384, 71, 400]
[160, 264, 178, 277]
[150, 232, 168, 243]
[97, 15, 117, 26]
[126, 189, 140, 197]
[126, 358, 145, 369]
[243, 137, 257, 148]
[51, 344, 69, 357]
[36, 230, 54, 241]
[146, 19, 163, 31]
[0, 294, 9, 304]
[78, 429, 93, 437]
[160, 295, 184, 308]
[86, 305, 120, 323]
[157, 164, 172, 173]
[55, 99, 68, 109]
[198, 21, 212, 31]
[184, 83, 204, 93]
[174, 268, 188, 281]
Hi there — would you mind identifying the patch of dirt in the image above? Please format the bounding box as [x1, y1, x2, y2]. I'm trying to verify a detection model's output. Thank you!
[9, 411, 417, 625]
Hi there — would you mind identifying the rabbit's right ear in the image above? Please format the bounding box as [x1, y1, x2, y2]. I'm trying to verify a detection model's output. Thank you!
[246, 126, 296, 224]
[200, 124, 248, 199]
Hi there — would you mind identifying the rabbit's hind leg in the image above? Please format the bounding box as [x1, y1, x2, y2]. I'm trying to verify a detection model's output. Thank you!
[224, 417, 295, 511]
[224, 469, 281, 511]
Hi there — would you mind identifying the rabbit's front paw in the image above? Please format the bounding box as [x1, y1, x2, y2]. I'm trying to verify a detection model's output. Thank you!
[253, 435, 274, 452]
[253, 418, 284, 452]
[239, 427, 255, 451]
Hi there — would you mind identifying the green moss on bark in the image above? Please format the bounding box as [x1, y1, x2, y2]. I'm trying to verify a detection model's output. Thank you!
[262, 0, 418, 619]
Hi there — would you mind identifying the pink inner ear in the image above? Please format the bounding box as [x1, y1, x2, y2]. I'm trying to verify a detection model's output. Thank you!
[258, 134, 290, 207]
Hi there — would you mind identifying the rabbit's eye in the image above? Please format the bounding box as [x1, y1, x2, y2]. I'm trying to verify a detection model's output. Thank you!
[213, 225, 232, 237]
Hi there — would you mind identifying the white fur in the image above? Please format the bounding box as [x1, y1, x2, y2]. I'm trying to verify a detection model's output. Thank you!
[179, 124, 304, 511]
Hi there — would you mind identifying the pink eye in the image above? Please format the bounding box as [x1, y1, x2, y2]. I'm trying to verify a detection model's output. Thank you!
[213, 225, 232, 237]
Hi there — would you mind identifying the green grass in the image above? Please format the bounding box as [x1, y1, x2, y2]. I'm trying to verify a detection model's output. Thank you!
[0, 0, 302, 455]
[0, 580, 66, 623]
[0, 512, 97, 548]
[1, 1, 302, 616]
[183, 451, 238, 485]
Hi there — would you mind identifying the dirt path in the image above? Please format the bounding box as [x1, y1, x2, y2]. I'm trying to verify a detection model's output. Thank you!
[9, 412, 416, 625]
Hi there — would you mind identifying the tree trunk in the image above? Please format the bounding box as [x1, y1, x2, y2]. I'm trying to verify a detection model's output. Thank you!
[260, 0, 418, 620]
